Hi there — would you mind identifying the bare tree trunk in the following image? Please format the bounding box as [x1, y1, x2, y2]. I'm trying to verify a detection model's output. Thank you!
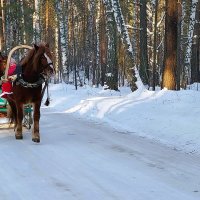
[56, 0, 63, 83]
[99, 0, 107, 86]
[152, 0, 158, 90]
[190, 0, 200, 84]
[0, 0, 5, 50]
[139, 0, 149, 85]
[70, 1, 77, 89]
[104, 0, 139, 91]
[19, 0, 26, 44]
[176, 0, 182, 90]
[162, 0, 178, 90]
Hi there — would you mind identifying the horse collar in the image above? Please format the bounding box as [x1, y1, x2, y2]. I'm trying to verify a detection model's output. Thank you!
[14, 64, 46, 88]
[16, 76, 45, 88]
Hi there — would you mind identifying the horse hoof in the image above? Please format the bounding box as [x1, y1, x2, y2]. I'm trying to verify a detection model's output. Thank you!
[32, 138, 40, 143]
[15, 135, 23, 140]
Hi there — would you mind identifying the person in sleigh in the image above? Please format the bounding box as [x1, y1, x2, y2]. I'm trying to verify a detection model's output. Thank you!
[0, 58, 17, 99]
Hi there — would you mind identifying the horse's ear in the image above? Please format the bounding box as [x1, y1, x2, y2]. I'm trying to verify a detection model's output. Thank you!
[34, 44, 39, 51]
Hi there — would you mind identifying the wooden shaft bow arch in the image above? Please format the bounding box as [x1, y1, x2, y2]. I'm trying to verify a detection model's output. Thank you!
[4, 45, 32, 80]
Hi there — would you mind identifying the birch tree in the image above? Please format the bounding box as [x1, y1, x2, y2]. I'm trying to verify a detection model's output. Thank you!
[103, 0, 140, 91]
[190, 0, 200, 83]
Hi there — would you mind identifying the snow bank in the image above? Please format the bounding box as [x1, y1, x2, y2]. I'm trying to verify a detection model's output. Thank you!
[45, 83, 200, 155]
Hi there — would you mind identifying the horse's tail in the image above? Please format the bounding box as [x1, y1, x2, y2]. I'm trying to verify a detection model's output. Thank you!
[7, 101, 17, 128]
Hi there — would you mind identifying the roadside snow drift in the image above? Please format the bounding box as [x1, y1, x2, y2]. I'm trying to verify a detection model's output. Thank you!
[47, 83, 200, 155]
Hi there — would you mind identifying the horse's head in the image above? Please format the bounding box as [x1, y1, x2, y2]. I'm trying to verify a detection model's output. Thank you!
[33, 43, 54, 78]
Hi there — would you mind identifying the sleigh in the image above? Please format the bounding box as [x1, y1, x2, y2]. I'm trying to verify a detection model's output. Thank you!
[0, 90, 7, 116]
[0, 90, 33, 129]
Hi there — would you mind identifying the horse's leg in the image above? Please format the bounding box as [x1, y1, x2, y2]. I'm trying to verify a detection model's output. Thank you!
[32, 101, 41, 143]
[15, 103, 23, 139]
[7, 100, 17, 129]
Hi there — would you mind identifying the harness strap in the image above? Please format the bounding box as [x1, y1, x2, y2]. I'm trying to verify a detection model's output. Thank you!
[16, 76, 45, 88]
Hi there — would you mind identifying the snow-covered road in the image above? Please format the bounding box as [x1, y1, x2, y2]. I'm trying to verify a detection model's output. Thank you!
[0, 112, 199, 200]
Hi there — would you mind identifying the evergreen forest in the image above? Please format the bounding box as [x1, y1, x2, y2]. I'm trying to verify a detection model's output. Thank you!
[0, 0, 199, 91]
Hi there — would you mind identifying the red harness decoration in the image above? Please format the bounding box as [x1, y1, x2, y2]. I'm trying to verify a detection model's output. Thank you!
[0, 63, 17, 99]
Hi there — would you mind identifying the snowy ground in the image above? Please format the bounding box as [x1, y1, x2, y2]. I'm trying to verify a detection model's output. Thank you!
[48, 83, 200, 155]
[0, 83, 200, 200]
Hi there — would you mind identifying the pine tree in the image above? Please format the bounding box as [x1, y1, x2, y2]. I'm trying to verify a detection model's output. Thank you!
[139, 0, 149, 86]
[162, 0, 178, 90]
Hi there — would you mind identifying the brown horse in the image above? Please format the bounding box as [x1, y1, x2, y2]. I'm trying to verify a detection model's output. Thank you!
[7, 43, 54, 143]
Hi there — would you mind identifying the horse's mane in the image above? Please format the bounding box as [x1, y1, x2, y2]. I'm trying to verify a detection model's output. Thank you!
[20, 43, 46, 71]
[20, 48, 35, 67]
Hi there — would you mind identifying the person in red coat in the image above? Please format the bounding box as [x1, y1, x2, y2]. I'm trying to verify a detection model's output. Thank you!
[0, 58, 17, 98]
